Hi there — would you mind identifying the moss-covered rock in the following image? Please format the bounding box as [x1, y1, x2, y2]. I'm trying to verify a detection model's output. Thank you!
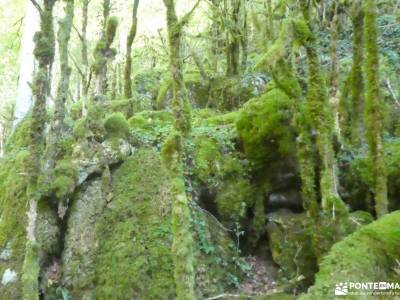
[236, 88, 296, 170]
[266, 210, 317, 291]
[103, 112, 130, 139]
[58, 148, 241, 299]
[300, 211, 400, 299]
[0, 150, 30, 299]
[61, 178, 106, 299]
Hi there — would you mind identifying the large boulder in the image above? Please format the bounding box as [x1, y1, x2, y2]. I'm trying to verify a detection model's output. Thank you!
[61, 148, 241, 299]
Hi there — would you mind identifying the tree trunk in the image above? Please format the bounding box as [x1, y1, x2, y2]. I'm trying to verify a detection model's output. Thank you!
[23, 1, 57, 298]
[13, 0, 41, 129]
[350, 2, 365, 147]
[93, 16, 118, 102]
[124, 0, 139, 99]
[81, 0, 89, 98]
[364, 0, 388, 217]
[162, 1, 200, 298]
[45, 0, 74, 182]
[299, 0, 347, 217]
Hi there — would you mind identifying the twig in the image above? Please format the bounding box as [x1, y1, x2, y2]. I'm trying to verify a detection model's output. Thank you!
[72, 23, 84, 42]
[385, 79, 400, 108]
[69, 53, 85, 78]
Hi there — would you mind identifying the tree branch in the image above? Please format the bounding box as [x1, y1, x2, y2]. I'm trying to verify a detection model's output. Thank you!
[69, 53, 85, 78]
[72, 23, 84, 42]
[179, 0, 201, 27]
[30, 0, 42, 14]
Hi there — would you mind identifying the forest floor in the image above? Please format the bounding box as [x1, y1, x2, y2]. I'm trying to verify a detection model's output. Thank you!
[240, 255, 279, 296]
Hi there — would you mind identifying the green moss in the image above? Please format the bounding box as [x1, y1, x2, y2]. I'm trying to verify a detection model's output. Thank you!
[103, 112, 130, 139]
[156, 78, 172, 110]
[192, 136, 223, 184]
[72, 118, 89, 140]
[266, 211, 317, 291]
[128, 110, 174, 146]
[5, 117, 32, 153]
[300, 211, 400, 299]
[0, 150, 31, 299]
[69, 101, 83, 120]
[364, 0, 388, 217]
[93, 148, 236, 299]
[236, 88, 295, 170]
[51, 159, 78, 199]
[21, 241, 40, 300]
[216, 178, 253, 222]
[209, 75, 254, 110]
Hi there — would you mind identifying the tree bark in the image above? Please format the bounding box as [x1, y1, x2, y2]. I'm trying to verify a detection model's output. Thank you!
[364, 0, 388, 217]
[23, 2, 57, 298]
[124, 0, 139, 99]
[13, 0, 41, 129]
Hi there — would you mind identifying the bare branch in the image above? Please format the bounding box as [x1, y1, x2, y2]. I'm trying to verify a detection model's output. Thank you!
[69, 53, 85, 78]
[179, 0, 201, 27]
[72, 23, 84, 42]
[30, 0, 42, 14]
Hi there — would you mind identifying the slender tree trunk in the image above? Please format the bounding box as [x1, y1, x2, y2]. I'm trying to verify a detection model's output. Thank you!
[350, 2, 365, 147]
[364, 0, 388, 217]
[22, 1, 57, 298]
[299, 0, 347, 217]
[240, 0, 248, 71]
[226, 0, 241, 76]
[45, 0, 74, 179]
[13, 0, 41, 129]
[81, 0, 89, 98]
[124, 0, 139, 99]
[93, 16, 118, 102]
[162, 1, 200, 298]
[210, 0, 221, 72]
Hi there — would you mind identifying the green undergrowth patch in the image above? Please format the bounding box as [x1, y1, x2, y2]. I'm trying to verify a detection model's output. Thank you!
[128, 110, 174, 147]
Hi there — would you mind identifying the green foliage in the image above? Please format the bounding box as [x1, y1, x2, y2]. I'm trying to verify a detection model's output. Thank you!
[236, 88, 295, 170]
[128, 110, 174, 146]
[103, 112, 130, 139]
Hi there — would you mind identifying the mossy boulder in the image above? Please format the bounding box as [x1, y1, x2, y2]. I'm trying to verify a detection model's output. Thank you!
[266, 209, 373, 293]
[60, 148, 240, 299]
[62, 178, 107, 299]
[300, 211, 400, 299]
[266, 210, 318, 291]
[236, 88, 296, 171]
[103, 112, 130, 139]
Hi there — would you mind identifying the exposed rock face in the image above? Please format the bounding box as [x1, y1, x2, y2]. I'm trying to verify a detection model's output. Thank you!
[61, 178, 106, 299]
[267, 190, 303, 212]
[58, 148, 239, 299]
